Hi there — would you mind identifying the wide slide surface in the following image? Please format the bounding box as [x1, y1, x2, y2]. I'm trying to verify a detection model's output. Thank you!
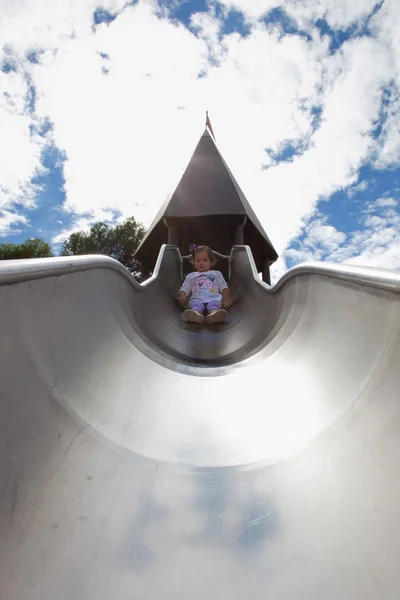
[1, 245, 400, 599]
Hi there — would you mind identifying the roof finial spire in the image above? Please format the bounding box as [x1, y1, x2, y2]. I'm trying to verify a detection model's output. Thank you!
[205, 110, 216, 142]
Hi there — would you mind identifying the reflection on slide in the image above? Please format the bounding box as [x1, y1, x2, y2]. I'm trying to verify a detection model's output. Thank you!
[1, 246, 400, 599]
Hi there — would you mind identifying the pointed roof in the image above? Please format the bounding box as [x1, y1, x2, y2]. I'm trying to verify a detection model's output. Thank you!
[135, 128, 278, 263]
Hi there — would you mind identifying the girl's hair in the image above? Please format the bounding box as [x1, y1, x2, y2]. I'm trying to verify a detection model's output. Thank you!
[188, 244, 216, 266]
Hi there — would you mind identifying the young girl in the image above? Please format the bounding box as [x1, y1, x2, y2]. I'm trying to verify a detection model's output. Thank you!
[177, 245, 232, 324]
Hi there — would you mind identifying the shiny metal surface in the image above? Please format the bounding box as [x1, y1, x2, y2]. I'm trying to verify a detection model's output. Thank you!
[1, 246, 400, 599]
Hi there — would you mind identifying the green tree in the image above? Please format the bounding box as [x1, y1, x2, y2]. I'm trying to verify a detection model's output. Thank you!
[61, 222, 112, 257]
[111, 217, 146, 267]
[60, 217, 146, 270]
[0, 238, 53, 260]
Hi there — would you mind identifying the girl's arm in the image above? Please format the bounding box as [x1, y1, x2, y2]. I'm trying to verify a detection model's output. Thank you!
[178, 274, 192, 305]
[221, 288, 232, 309]
[178, 290, 188, 305]
[216, 272, 232, 309]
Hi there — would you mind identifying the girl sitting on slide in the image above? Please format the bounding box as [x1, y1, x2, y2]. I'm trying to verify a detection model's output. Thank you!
[177, 245, 232, 324]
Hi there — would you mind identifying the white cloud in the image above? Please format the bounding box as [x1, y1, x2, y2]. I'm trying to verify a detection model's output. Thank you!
[363, 214, 386, 228]
[52, 209, 117, 244]
[346, 241, 400, 270]
[370, 0, 400, 169]
[282, 218, 347, 265]
[190, 8, 222, 48]
[217, 0, 379, 29]
[347, 179, 368, 197]
[25, 0, 330, 243]
[52, 216, 95, 244]
[306, 222, 347, 251]
[0, 0, 399, 287]
[217, 0, 277, 22]
[252, 35, 392, 253]
[374, 96, 400, 168]
[285, 0, 379, 30]
[285, 198, 400, 273]
[375, 197, 397, 208]
[0, 69, 46, 215]
[269, 254, 288, 283]
[285, 246, 320, 263]
[31, 1, 209, 227]
[0, 0, 127, 52]
[0, 209, 28, 236]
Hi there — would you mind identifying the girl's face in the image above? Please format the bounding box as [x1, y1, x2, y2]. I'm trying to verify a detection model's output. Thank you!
[194, 251, 211, 272]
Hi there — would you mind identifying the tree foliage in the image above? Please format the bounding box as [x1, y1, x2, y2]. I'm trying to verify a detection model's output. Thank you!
[60, 217, 146, 270]
[0, 238, 53, 260]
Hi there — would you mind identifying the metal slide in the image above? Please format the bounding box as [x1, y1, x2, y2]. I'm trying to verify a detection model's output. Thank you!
[1, 245, 400, 599]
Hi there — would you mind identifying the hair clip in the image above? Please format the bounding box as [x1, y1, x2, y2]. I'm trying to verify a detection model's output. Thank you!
[188, 243, 197, 253]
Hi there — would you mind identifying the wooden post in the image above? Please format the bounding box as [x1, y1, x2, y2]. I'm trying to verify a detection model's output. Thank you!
[163, 218, 178, 245]
[262, 259, 271, 285]
[234, 216, 247, 245]
[140, 264, 151, 283]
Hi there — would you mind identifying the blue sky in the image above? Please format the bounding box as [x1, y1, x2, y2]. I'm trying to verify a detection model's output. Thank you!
[0, 0, 399, 280]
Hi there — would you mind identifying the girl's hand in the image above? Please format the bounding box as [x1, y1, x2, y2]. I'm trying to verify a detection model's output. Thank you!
[177, 295, 187, 305]
[222, 300, 232, 310]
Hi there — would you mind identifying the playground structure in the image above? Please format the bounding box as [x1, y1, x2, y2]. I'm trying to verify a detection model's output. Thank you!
[134, 128, 278, 283]
[1, 125, 400, 599]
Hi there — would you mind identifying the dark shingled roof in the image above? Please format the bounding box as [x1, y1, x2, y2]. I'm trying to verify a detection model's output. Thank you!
[135, 128, 278, 271]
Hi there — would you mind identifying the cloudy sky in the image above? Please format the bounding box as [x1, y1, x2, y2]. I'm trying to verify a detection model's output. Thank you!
[1, 0, 399, 280]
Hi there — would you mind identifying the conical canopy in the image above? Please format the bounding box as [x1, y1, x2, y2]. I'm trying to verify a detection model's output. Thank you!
[135, 128, 278, 279]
